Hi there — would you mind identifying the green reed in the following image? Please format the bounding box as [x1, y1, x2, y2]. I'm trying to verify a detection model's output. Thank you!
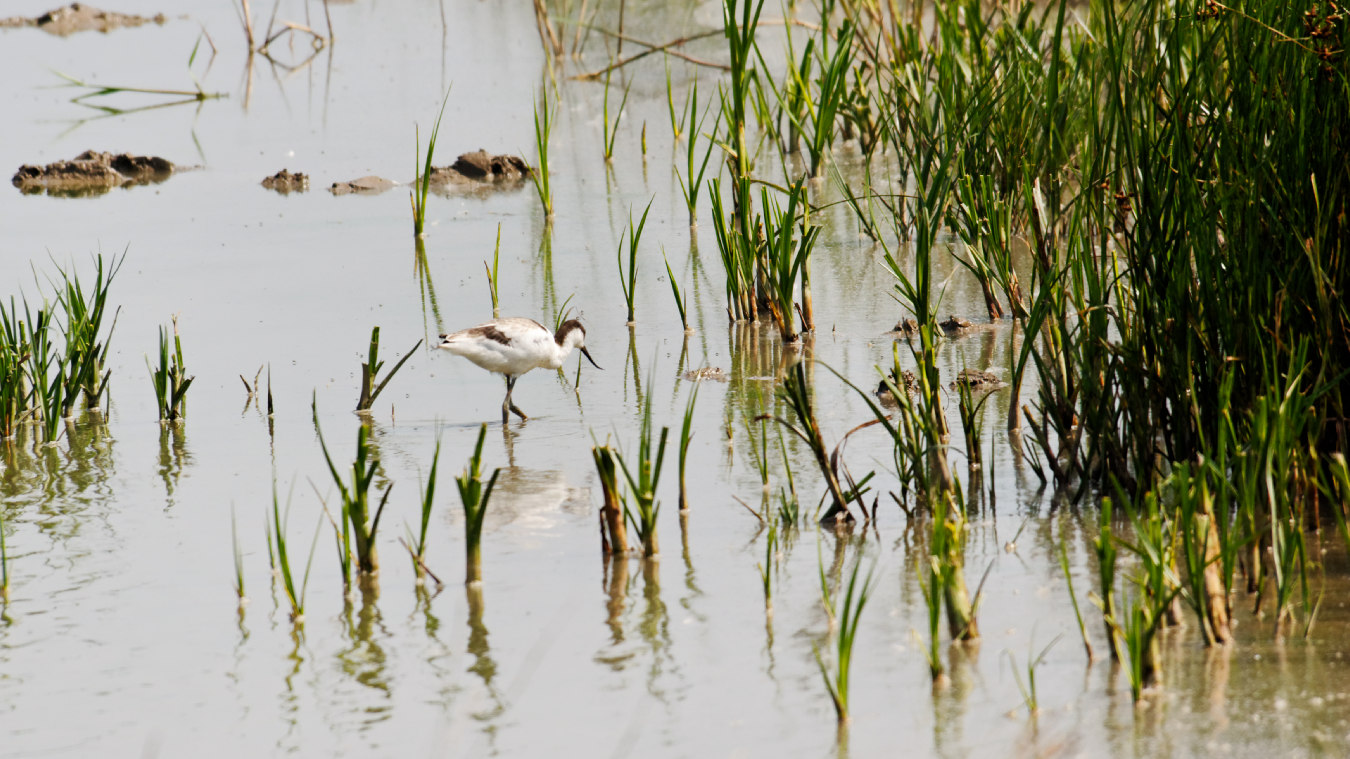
[677, 383, 697, 512]
[931, 483, 980, 641]
[485, 224, 502, 318]
[231, 505, 246, 605]
[406, 435, 442, 585]
[1057, 539, 1093, 662]
[917, 556, 944, 682]
[147, 315, 192, 424]
[0, 299, 26, 440]
[673, 81, 718, 226]
[814, 557, 875, 725]
[52, 253, 121, 415]
[593, 443, 627, 554]
[775, 429, 799, 526]
[662, 251, 690, 333]
[1109, 490, 1180, 698]
[269, 479, 319, 622]
[1006, 635, 1059, 718]
[601, 71, 632, 162]
[1090, 497, 1121, 662]
[616, 200, 652, 325]
[759, 181, 818, 343]
[1110, 575, 1177, 703]
[720, 0, 764, 185]
[531, 91, 556, 219]
[615, 375, 669, 558]
[456, 423, 501, 584]
[762, 361, 852, 524]
[799, 21, 855, 177]
[1168, 462, 1233, 645]
[952, 175, 1022, 320]
[412, 92, 450, 238]
[664, 62, 686, 141]
[708, 179, 756, 322]
[313, 399, 389, 575]
[833, 0, 1348, 523]
[744, 414, 770, 491]
[757, 520, 777, 613]
[1329, 454, 1350, 556]
[355, 327, 422, 413]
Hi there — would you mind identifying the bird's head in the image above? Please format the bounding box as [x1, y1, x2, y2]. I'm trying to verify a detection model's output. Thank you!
[556, 319, 601, 370]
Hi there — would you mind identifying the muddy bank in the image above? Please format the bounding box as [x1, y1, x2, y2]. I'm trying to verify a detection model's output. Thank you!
[13, 150, 174, 197]
[0, 4, 166, 35]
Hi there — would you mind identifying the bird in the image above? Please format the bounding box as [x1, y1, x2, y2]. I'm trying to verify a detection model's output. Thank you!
[437, 317, 601, 423]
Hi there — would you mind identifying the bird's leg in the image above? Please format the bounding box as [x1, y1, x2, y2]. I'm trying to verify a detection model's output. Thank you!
[503, 376, 529, 423]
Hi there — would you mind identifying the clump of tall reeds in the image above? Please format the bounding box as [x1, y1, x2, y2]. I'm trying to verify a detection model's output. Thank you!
[0, 254, 122, 443]
[148, 315, 193, 423]
[758, 181, 818, 343]
[456, 423, 500, 584]
[52, 253, 122, 416]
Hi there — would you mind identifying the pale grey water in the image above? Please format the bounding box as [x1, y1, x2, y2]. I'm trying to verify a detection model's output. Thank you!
[1, 1, 1349, 757]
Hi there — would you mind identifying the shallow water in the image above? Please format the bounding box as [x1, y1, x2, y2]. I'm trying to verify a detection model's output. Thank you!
[2, 1, 1349, 757]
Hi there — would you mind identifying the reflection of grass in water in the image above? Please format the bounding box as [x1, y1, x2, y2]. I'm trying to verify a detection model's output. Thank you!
[157, 424, 190, 505]
[415, 240, 446, 339]
[0, 504, 9, 602]
[339, 581, 392, 699]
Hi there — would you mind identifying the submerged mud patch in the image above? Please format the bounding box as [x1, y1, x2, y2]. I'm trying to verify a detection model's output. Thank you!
[261, 169, 309, 194]
[12, 150, 174, 197]
[0, 4, 167, 35]
[330, 176, 396, 195]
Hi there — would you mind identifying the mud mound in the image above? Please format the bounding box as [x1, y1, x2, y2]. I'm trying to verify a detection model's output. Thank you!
[420, 150, 532, 187]
[261, 169, 309, 194]
[0, 4, 166, 36]
[13, 150, 174, 197]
